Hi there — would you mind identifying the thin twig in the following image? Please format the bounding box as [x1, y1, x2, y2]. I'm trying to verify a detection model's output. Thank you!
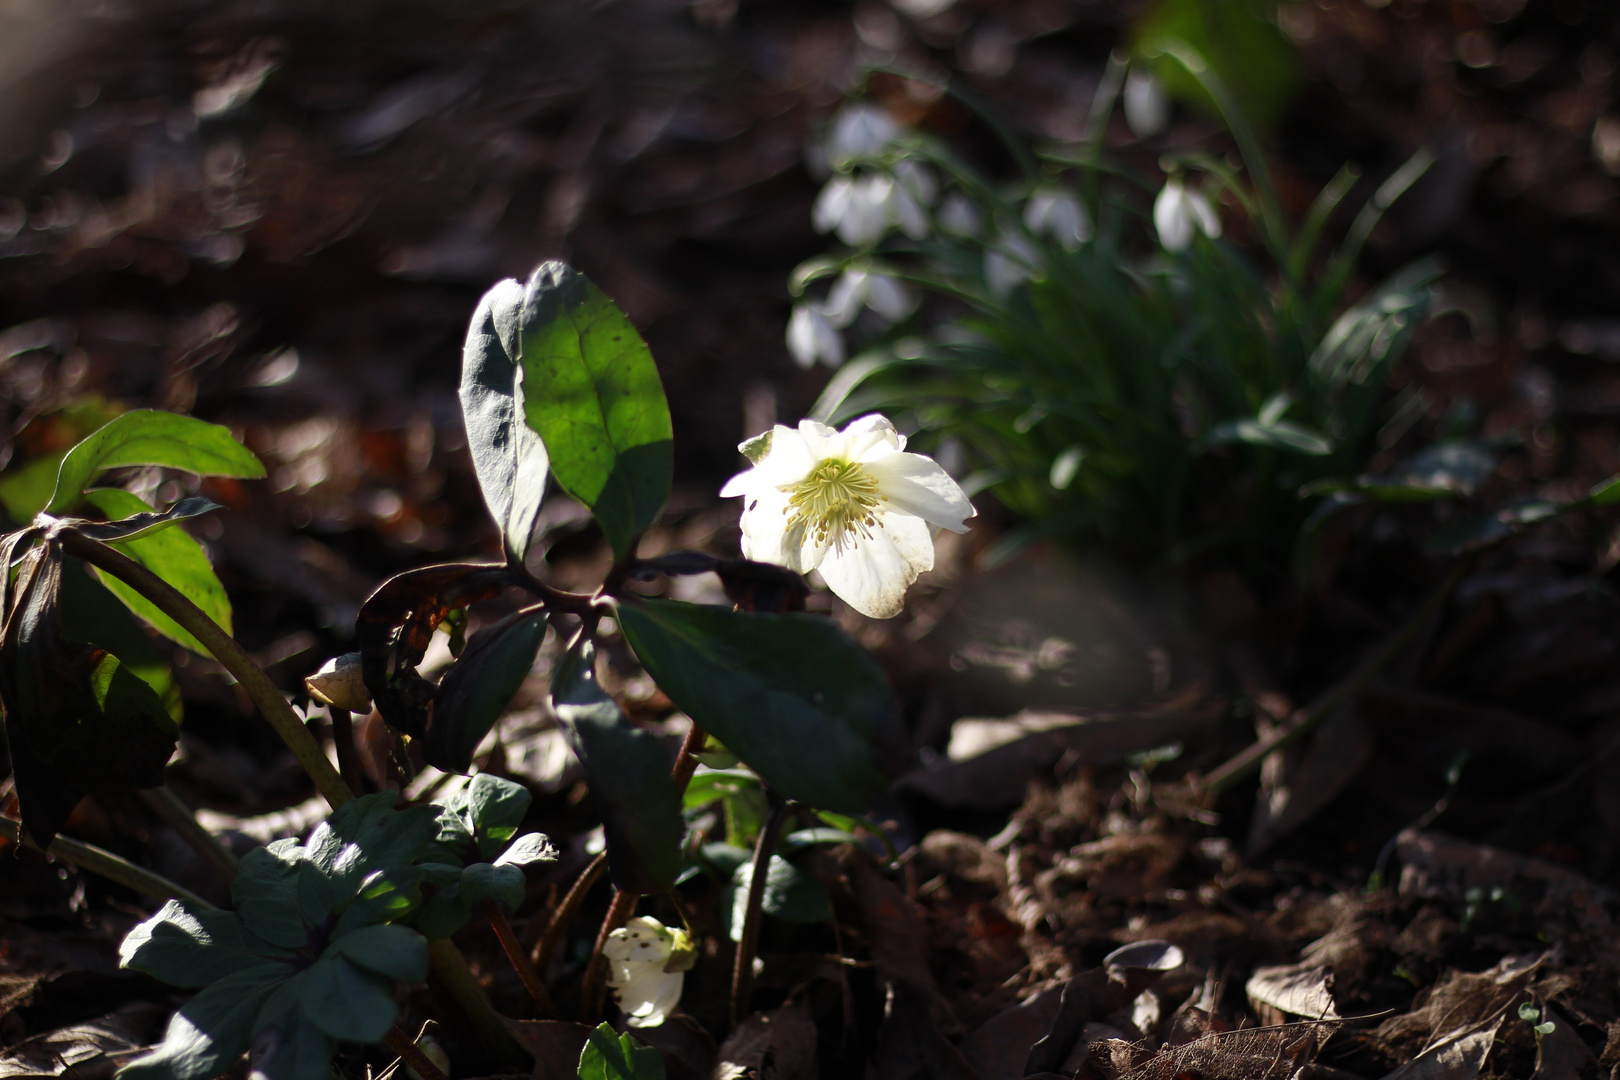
[482, 899, 556, 1017]
[670, 722, 706, 798]
[731, 791, 787, 1027]
[532, 852, 607, 974]
[60, 531, 353, 809]
[383, 1026, 447, 1080]
[581, 888, 637, 1023]
[1200, 559, 1469, 798]
[137, 786, 237, 884]
[0, 814, 215, 909]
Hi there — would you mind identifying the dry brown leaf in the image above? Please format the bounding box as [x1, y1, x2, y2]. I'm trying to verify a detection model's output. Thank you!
[711, 1000, 817, 1080]
[1379, 1017, 1502, 1080]
[865, 982, 978, 1080]
[502, 1018, 593, 1080]
[0, 1004, 161, 1080]
[1246, 962, 1340, 1021]
[1087, 1020, 1336, 1080]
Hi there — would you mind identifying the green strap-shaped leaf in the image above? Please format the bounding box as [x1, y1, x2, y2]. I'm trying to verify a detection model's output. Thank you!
[81, 488, 232, 651]
[461, 277, 550, 563]
[617, 599, 903, 813]
[551, 635, 683, 894]
[46, 409, 265, 515]
[517, 263, 672, 561]
[578, 1022, 667, 1080]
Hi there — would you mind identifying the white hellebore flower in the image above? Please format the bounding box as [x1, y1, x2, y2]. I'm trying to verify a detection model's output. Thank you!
[827, 103, 900, 168]
[1024, 187, 1091, 251]
[786, 303, 845, 369]
[822, 266, 919, 328]
[1124, 67, 1170, 137]
[721, 415, 976, 619]
[604, 917, 694, 1028]
[1153, 178, 1222, 253]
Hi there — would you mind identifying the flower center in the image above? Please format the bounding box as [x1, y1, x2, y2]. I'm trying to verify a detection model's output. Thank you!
[785, 458, 884, 551]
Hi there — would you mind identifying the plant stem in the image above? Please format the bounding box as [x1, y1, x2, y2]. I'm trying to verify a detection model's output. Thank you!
[532, 852, 606, 975]
[670, 722, 706, 797]
[60, 531, 353, 809]
[0, 814, 215, 909]
[383, 1027, 448, 1080]
[137, 786, 237, 884]
[327, 706, 368, 796]
[1201, 558, 1469, 797]
[581, 888, 638, 1022]
[425, 938, 529, 1071]
[482, 898, 556, 1017]
[731, 791, 787, 1027]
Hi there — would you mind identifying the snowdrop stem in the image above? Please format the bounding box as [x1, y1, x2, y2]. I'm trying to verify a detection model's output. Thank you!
[482, 898, 556, 1017]
[583, 888, 639, 1022]
[730, 791, 788, 1027]
[1083, 51, 1129, 168]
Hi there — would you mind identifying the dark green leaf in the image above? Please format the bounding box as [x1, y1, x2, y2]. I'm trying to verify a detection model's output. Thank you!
[304, 792, 440, 904]
[680, 769, 760, 812]
[1426, 499, 1563, 556]
[1, 544, 178, 847]
[57, 555, 181, 720]
[1589, 474, 1620, 507]
[426, 612, 546, 774]
[459, 862, 526, 911]
[119, 967, 283, 1080]
[1206, 418, 1332, 457]
[1309, 260, 1440, 391]
[299, 955, 399, 1043]
[431, 772, 535, 861]
[119, 901, 294, 988]
[550, 635, 683, 894]
[617, 599, 903, 813]
[76, 495, 222, 542]
[517, 263, 672, 561]
[577, 1022, 667, 1080]
[248, 979, 332, 1080]
[47, 409, 264, 515]
[781, 827, 860, 852]
[232, 843, 310, 950]
[723, 855, 832, 941]
[412, 888, 474, 941]
[461, 277, 550, 563]
[82, 488, 231, 651]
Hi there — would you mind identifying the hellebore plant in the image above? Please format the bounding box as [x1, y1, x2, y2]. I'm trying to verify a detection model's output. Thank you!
[0, 258, 948, 1080]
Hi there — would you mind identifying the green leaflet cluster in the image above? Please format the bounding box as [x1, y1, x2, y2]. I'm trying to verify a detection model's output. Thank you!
[119, 785, 555, 1080]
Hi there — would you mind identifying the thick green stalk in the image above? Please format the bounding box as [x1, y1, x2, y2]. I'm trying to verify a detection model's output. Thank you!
[0, 814, 215, 909]
[60, 531, 353, 808]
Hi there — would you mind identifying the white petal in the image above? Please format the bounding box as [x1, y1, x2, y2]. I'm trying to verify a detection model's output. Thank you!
[812, 177, 852, 235]
[829, 104, 898, 167]
[821, 270, 868, 328]
[985, 251, 1025, 297]
[720, 467, 760, 499]
[817, 512, 935, 619]
[1154, 181, 1193, 252]
[621, 971, 685, 1028]
[888, 183, 930, 240]
[863, 273, 917, 322]
[1124, 68, 1169, 137]
[841, 413, 904, 459]
[1189, 189, 1221, 239]
[938, 192, 981, 237]
[895, 160, 938, 205]
[863, 452, 976, 531]
[838, 175, 891, 246]
[786, 304, 820, 368]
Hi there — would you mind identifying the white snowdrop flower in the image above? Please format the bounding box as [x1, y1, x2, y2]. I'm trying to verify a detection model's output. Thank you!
[1153, 177, 1222, 252]
[814, 173, 892, 247]
[882, 173, 930, 240]
[1024, 187, 1091, 251]
[1124, 67, 1170, 137]
[938, 191, 982, 237]
[786, 303, 846, 368]
[721, 415, 976, 619]
[823, 266, 918, 328]
[894, 160, 938, 207]
[604, 917, 693, 1029]
[827, 103, 900, 168]
[984, 227, 1041, 297]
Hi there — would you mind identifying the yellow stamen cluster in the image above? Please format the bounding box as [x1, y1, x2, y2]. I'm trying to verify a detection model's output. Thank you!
[784, 458, 885, 551]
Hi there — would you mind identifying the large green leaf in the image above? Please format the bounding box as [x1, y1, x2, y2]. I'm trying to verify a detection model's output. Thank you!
[578, 1022, 667, 1080]
[118, 967, 283, 1080]
[723, 855, 832, 941]
[58, 555, 181, 720]
[550, 635, 683, 894]
[426, 611, 546, 773]
[617, 600, 902, 813]
[82, 488, 231, 652]
[46, 409, 264, 514]
[430, 772, 535, 862]
[299, 955, 400, 1043]
[461, 277, 550, 563]
[120, 900, 295, 989]
[517, 263, 672, 561]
